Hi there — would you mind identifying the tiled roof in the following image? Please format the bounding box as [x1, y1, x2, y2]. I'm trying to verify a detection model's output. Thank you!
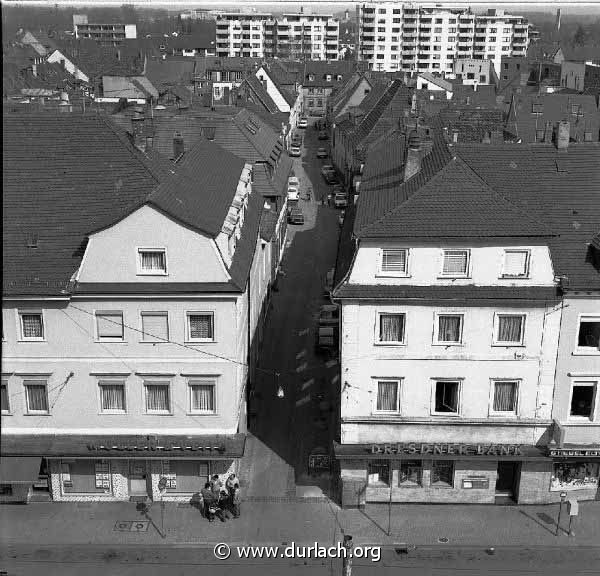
[145, 59, 195, 90]
[303, 60, 359, 87]
[241, 75, 279, 113]
[252, 158, 292, 199]
[195, 55, 262, 73]
[102, 75, 158, 100]
[451, 84, 498, 108]
[589, 232, 600, 251]
[419, 72, 453, 92]
[330, 72, 369, 117]
[455, 143, 600, 290]
[435, 106, 505, 143]
[259, 207, 279, 241]
[334, 285, 560, 301]
[265, 59, 302, 87]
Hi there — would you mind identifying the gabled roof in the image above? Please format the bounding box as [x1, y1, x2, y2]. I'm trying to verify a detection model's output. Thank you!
[330, 72, 371, 118]
[241, 74, 279, 113]
[145, 58, 195, 90]
[419, 72, 453, 92]
[102, 75, 158, 100]
[303, 60, 359, 87]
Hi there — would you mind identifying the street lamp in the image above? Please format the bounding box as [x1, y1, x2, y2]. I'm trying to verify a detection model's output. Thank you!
[158, 476, 167, 538]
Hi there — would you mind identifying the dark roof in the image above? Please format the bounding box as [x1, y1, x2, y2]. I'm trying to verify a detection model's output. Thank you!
[241, 75, 279, 113]
[334, 285, 560, 301]
[259, 207, 279, 241]
[590, 232, 600, 251]
[455, 143, 600, 290]
[170, 26, 215, 51]
[1, 433, 246, 458]
[145, 58, 196, 90]
[74, 282, 241, 294]
[303, 60, 359, 87]
[195, 55, 262, 73]
[451, 84, 498, 108]
[3, 114, 161, 296]
[264, 59, 302, 87]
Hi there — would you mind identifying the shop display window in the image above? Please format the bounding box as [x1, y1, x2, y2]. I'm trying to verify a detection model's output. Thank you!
[431, 461, 454, 487]
[551, 462, 599, 491]
[367, 461, 390, 486]
[399, 460, 422, 487]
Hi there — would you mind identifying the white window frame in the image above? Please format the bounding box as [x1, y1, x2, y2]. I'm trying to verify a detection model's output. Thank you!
[188, 379, 217, 414]
[567, 380, 598, 421]
[489, 379, 520, 417]
[18, 310, 45, 342]
[378, 248, 410, 277]
[98, 379, 127, 414]
[1, 378, 10, 414]
[185, 312, 215, 343]
[137, 247, 168, 276]
[501, 249, 530, 278]
[140, 311, 169, 343]
[23, 378, 50, 414]
[574, 314, 600, 355]
[95, 310, 125, 342]
[440, 249, 471, 278]
[431, 379, 462, 416]
[375, 312, 406, 345]
[373, 379, 402, 414]
[433, 312, 464, 346]
[143, 380, 172, 415]
[492, 313, 526, 346]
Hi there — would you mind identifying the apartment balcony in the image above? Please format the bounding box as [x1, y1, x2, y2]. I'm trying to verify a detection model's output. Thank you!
[363, 17, 375, 24]
[419, 36, 431, 42]
[420, 27, 432, 33]
[403, 49, 417, 55]
[361, 35, 375, 42]
[403, 31, 417, 38]
[362, 25, 374, 32]
[326, 26, 338, 31]
[420, 18, 432, 23]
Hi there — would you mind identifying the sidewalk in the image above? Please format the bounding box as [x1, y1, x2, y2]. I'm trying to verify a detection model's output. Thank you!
[1, 498, 598, 548]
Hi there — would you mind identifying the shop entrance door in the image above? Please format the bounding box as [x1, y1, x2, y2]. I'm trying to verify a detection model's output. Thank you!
[129, 461, 148, 497]
[496, 462, 520, 500]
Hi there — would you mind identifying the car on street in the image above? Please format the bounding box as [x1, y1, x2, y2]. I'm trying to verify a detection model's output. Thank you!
[318, 130, 328, 140]
[332, 184, 343, 194]
[298, 118, 308, 129]
[288, 176, 300, 188]
[318, 304, 339, 326]
[334, 192, 348, 208]
[320, 165, 339, 184]
[316, 147, 328, 158]
[287, 206, 305, 224]
[287, 186, 299, 201]
[289, 145, 301, 157]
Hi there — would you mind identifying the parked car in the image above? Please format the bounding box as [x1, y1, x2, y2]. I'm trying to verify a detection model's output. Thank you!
[288, 176, 300, 188]
[316, 325, 338, 354]
[316, 147, 328, 158]
[318, 304, 339, 326]
[334, 192, 348, 208]
[287, 186, 299, 201]
[326, 172, 340, 186]
[324, 268, 335, 296]
[298, 118, 308, 129]
[289, 145, 301, 157]
[287, 206, 305, 224]
[332, 184, 343, 194]
[318, 130, 328, 140]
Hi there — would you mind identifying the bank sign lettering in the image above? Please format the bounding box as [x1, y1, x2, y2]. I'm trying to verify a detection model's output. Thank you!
[370, 443, 523, 456]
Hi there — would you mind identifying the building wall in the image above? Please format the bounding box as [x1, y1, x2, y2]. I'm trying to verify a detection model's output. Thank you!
[453, 58, 494, 85]
[46, 50, 90, 83]
[255, 67, 291, 112]
[561, 61, 586, 92]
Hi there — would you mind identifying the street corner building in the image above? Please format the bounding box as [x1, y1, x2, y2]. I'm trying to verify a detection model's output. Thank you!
[0, 113, 284, 503]
[331, 122, 600, 507]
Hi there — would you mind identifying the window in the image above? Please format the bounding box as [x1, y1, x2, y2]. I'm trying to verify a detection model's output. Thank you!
[141, 312, 169, 342]
[441, 250, 470, 277]
[495, 314, 525, 345]
[61, 460, 111, 493]
[186, 313, 214, 342]
[99, 380, 126, 413]
[436, 314, 463, 344]
[24, 379, 49, 413]
[551, 461, 599, 491]
[380, 248, 408, 275]
[577, 317, 600, 351]
[492, 380, 518, 414]
[434, 381, 460, 414]
[144, 381, 171, 413]
[376, 380, 400, 412]
[1, 380, 9, 413]
[138, 248, 167, 275]
[19, 311, 44, 340]
[569, 383, 596, 419]
[502, 250, 530, 278]
[378, 313, 405, 344]
[432, 461, 454, 486]
[367, 461, 389, 485]
[189, 380, 216, 413]
[399, 460, 422, 486]
[96, 311, 124, 341]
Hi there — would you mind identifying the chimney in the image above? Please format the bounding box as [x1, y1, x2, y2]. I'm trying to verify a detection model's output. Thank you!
[173, 131, 185, 159]
[410, 92, 417, 114]
[131, 110, 145, 150]
[32, 63, 37, 77]
[556, 121, 570, 150]
[404, 130, 422, 182]
[543, 121, 553, 143]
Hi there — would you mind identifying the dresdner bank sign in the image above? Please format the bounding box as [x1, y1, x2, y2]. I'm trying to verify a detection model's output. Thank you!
[370, 443, 523, 456]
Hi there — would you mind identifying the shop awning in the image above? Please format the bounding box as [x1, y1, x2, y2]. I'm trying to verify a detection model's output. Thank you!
[0, 456, 41, 483]
[333, 442, 550, 461]
[0, 434, 246, 459]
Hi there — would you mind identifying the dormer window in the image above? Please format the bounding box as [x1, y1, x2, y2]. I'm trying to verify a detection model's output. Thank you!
[502, 250, 530, 278]
[138, 248, 167, 275]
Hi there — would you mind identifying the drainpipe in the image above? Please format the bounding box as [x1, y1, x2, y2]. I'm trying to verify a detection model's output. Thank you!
[247, 275, 251, 432]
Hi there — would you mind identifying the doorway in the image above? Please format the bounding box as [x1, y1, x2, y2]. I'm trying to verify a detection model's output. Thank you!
[129, 460, 148, 497]
[496, 461, 520, 500]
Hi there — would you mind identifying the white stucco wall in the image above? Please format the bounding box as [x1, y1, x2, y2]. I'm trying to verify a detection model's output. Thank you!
[46, 50, 90, 83]
[255, 67, 291, 113]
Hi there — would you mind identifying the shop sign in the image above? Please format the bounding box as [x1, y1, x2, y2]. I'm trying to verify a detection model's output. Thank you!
[87, 443, 226, 453]
[370, 443, 523, 456]
[549, 448, 600, 458]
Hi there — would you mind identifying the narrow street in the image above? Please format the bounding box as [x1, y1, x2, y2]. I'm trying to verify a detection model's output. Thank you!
[239, 117, 341, 499]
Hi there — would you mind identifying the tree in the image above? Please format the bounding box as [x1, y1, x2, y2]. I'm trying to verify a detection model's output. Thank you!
[573, 24, 587, 46]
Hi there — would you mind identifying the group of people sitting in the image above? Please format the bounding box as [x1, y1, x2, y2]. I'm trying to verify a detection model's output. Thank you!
[199, 473, 241, 523]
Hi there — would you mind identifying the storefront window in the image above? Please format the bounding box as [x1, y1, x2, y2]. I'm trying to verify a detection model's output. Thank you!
[551, 461, 599, 491]
[162, 460, 210, 493]
[367, 461, 389, 486]
[399, 460, 422, 487]
[61, 460, 112, 494]
[431, 461, 454, 487]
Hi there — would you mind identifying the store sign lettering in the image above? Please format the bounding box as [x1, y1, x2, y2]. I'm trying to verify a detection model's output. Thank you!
[549, 449, 600, 457]
[370, 443, 523, 456]
[87, 444, 226, 453]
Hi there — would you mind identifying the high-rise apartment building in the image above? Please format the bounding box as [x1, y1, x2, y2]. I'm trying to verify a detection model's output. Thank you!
[216, 13, 339, 60]
[73, 14, 137, 46]
[357, 3, 529, 75]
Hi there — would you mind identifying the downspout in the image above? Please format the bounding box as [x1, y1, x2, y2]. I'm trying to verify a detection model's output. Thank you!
[533, 299, 549, 447]
[247, 274, 251, 432]
[549, 296, 566, 446]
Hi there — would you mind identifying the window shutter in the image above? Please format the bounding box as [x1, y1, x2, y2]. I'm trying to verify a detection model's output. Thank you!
[381, 249, 407, 273]
[97, 312, 124, 339]
[142, 314, 169, 342]
[443, 251, 468, 275]
[504, 251, 528, 276]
